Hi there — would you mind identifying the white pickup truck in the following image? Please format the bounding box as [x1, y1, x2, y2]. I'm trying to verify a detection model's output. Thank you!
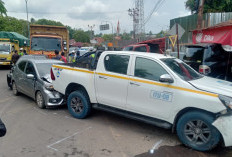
[51, 51, 232, 151]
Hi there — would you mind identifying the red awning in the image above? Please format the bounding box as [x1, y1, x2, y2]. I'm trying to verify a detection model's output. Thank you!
[192, 26, 232, 46]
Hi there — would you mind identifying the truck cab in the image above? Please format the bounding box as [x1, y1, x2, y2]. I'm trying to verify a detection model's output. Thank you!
[30, 25, 69, 58]
[0, 39, 19, 65]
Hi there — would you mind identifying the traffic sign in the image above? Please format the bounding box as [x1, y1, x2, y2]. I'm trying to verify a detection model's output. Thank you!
[100, 24, 110, 31]
[168, 24, 185, 40]
[169, 35, 177, 47]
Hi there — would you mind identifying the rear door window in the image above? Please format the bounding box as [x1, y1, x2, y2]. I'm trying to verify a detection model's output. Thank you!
[18, 61, 27, 72]
[104, 54, 130, 75]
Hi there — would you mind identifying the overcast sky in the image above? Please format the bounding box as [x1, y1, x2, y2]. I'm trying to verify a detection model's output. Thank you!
[3, 0, 191, 34]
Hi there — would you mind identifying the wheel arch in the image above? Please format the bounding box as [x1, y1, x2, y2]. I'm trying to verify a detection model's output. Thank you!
[65, 83, 90, 101]
[172, 107, 217, 133]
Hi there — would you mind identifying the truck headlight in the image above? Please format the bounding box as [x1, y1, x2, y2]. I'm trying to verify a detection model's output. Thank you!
[219, 95, 232, 110]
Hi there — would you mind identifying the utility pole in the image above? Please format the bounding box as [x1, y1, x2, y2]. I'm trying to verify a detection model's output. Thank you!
[176, 23, 180, 59]
[25, 0, 29, 39]
[88, 24, 95, 40]
[128, 8, 139, 39]
[197, 0, 205, 29]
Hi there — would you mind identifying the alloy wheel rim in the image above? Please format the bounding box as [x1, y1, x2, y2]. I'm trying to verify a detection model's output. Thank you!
[70, 97, 84, 113]
[13, 83, 17, 94]
[184, 120, 211, 145]
[37, 92, 43, 107]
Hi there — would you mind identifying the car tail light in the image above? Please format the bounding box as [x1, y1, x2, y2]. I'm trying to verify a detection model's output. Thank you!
[51, 68, 55, 81]
[199, 65, 211, 75]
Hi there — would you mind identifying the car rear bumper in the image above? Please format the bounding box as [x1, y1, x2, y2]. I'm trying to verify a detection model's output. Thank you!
[213, 115, 232, 147]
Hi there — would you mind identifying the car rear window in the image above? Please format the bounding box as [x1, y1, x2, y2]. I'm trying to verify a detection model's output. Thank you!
[184, 46, 204, 63]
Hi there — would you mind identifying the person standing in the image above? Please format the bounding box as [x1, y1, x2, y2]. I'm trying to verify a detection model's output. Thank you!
[23, 49, 27, 55]
[12, 50, 20, 65]
[60, 52, 67, 63]
[53, 50, 61, 60]
[19, 48, 24, 56]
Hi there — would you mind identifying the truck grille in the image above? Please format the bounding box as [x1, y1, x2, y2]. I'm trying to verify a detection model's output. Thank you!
[0, 58, 6, 61]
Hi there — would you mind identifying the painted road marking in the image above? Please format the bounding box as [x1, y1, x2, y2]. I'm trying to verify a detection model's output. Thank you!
[47, 127, 92, 151]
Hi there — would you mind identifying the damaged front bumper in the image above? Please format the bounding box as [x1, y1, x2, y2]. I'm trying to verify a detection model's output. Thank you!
[213, 115, 232, 147]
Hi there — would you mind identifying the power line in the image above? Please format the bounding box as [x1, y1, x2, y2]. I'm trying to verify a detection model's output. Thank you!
[144, 0, 165, 25]
[7, 10, 128, 15]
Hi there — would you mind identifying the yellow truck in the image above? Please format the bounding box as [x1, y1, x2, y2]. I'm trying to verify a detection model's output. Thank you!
[0, 32, 29, 65]
[30, 25, 69, 58]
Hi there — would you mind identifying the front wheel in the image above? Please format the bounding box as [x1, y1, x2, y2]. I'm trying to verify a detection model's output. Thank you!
[36, 91, 45, 109]
[12, 82, 19, 96]
[67, 91, 91, 119]
[176, 111, 221, 151]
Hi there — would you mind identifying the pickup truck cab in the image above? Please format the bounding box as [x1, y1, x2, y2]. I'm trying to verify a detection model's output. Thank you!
[51, 51, 232, 151]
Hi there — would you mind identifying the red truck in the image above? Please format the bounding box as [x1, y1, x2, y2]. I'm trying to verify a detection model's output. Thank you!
[123, 37, 165, 54]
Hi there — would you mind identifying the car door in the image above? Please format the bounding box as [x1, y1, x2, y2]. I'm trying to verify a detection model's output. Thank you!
[126, 56, 176, 120]
[24, 62, 36, 98]
[14, 61, 27, 92]
[95, 53, 131, 109]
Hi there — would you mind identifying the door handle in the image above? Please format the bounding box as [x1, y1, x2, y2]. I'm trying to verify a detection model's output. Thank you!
[130, 82, 140, 86]
[99, 76, 107, 79]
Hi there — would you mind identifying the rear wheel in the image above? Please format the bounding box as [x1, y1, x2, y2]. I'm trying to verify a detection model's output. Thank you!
[67, 91, 91, 119]
[36, 91, 45, 109]
[12, 82, 19, 96]
[176, 111, 221, 151]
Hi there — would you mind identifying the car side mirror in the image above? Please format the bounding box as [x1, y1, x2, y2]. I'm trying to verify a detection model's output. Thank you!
[26, 74, 35, 79]
[159, 74, 174, 83]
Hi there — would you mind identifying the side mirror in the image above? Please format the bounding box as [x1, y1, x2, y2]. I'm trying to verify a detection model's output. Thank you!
[26, 74, 35, 79]
[159, 74, 174, 83]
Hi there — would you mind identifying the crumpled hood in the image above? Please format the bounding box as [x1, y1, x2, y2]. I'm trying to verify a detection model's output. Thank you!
[189, 76, 232, 97]
[41, 74, 52, 83]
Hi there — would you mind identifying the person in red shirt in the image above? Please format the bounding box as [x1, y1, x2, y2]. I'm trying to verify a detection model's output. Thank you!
[61, 52, 67, 63]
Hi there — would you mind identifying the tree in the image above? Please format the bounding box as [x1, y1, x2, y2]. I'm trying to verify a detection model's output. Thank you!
[34, 19, 64, 26]
[0, 0, 7, 16]
[102, 34, 113, 42]
[121, 33, 131, 40]
[185, 0, 232, 14]
[73, 29, 90, 43]
[0, 16, 27, 36]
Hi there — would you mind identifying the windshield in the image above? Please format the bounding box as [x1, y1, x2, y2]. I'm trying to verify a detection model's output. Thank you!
[36, 63, 56, 77]
[0, 44, 10, 54]
[161, 58, 202, 81]
[31, 37, 61, 51]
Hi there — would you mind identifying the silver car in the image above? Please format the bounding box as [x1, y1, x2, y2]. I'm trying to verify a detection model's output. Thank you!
[11, 55, 64, 108]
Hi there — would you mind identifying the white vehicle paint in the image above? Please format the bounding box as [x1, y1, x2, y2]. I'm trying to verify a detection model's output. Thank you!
[51, 51, 232, 151]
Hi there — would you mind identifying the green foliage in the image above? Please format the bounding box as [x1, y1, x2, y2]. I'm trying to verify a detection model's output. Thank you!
[156, 30, 165, 38]
[34, 19, 64, 26]
[0, 0, 7, 16]
[73, 29, 90, 43]
[102, 34, 114, 41]
[185, 0, 232, 14]
[0, 16, 27, 36]
[120, 33, 131, 40]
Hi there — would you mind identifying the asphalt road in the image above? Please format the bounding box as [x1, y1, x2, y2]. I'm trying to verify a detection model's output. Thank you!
[0, 66, 231, 157]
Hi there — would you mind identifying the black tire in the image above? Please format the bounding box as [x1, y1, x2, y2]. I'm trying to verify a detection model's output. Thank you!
[36, 91, 45, 109]
[7, 75, 12, 90]
[12, 82, 19, 96]
[67, 91, 91, 119]
[176, 111, 221, 151]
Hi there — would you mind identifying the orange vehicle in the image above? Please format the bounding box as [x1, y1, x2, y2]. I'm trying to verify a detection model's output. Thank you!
[30, 25, 69, 58]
